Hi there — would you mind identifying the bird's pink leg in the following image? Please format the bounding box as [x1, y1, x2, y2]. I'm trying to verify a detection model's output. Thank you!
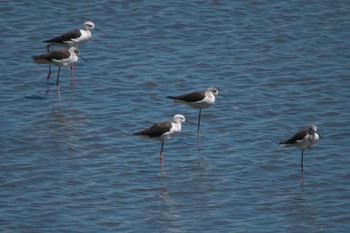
[56, 67, 61, 86]
[47, 64, 52, 82]
[300, 148, 305, 185]
[160, 142, 164, 175]
[301, 149, 304, 171]
[70, 65, 74, 85]
[56, 67, 61, 100]
[197, 109, 202, 146]
[45, 45, 52, 82]
[57, 85, 61, 101]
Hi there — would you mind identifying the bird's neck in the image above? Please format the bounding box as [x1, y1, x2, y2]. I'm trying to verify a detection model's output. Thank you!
[172, 121, 182, 131]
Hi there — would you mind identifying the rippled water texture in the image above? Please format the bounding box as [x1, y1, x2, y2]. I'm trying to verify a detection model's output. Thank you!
[1, 1, 350, 232]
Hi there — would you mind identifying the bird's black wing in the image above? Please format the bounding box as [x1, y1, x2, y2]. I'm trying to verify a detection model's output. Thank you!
[279, 130, 307, 144]
[32, 49, 70, 61]
[133, 122, 172, 138]
[167, 91, 205, 103]
[43, 29, 81, 43]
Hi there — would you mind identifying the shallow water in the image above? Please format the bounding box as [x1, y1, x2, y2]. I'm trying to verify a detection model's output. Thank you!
[1, 1, 350, 232]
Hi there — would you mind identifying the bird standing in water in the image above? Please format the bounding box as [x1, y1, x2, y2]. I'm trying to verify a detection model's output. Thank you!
[168, 87, 219, 146]
[133, 114, 186, 175]
[42, 21, 99, 82]
[279, 124, 320, 171]
[32, 47, 85, 99]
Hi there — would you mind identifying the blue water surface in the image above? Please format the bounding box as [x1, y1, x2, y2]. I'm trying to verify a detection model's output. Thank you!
[1, 1, 350, 232]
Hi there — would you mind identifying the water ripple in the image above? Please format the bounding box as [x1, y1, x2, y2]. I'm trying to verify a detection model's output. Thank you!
[1, 1, 350, 232]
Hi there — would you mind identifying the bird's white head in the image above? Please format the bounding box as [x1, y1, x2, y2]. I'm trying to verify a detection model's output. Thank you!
[84, 21, 95, 30]
[69, 47, 80, 56]
[173, 114, 186, 123]
[308, 124, 317, 134]
[208, 87, 219, 96]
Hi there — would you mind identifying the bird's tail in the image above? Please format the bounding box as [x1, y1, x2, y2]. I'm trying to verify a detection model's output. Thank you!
[32, 56, 50, 64]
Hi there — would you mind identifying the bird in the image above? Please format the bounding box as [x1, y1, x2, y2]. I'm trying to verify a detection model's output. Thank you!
[279, 124, 320, 170]
[42, 21, 99, 81]
[32, 47, 84, 99]
[133, 114, 186, 174]
[43, 21, 99, 51]
[167, 87, 219, 146]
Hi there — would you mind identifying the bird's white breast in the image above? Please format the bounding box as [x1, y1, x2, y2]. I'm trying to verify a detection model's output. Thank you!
[170, 122, 182, 135]
[160, 122, 181, 141]
[296, 133, 319, 149]
[51, 53, 78, 67]
[309, 133, 319, 147]
[190, 92, 216, 109]
[202, 92, 216, 105]
[72, 29, 92, 44]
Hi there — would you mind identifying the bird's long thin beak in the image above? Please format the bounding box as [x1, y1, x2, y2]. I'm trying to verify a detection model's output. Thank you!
[95, 28, 104, 33]
[79, 55, 89, 63]
[186, 120, 196, 125]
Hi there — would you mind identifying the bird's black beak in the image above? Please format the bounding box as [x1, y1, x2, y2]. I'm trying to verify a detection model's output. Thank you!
[186, 120, 196, 125]
[79, 55, 89, 63]
[95, 28, 104, 33]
